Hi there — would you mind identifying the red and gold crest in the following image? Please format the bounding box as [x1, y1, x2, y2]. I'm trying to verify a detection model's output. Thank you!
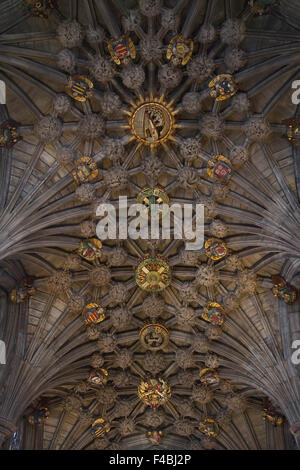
[78, 239, 102, 261]
[201, 302, 226, 326]
[205, 238, 228, 261]
[138, 376, 171, 408]
[207, 155, 232, 183]
[82, 302, 105, 324]
[108, 35, 136, 65]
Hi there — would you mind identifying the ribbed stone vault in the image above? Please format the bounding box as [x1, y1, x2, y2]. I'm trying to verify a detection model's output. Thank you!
[0, 0, 300, 450]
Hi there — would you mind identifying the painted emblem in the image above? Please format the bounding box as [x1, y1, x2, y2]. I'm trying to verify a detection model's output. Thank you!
[209, 74, 238, 101]
[282, 118, 300, 146]
[28, 407, 50, 425]
[88, 368, 108, 386]
[108, 35, 136, 65]
[135, 256, 172, 292]
[125, 96, 177, 149]
[65, 75, 94, 102]
[198, 418, 219, 437]
[78, 239, 103, 261]
[9, 278, 35, 304]
[138, 376, 171, 408]
[146, 430, 163, 445]
[199, 368, 220, 385]
[91, 418, 110, 438]
[205, 238, 228, 261]
[201, 302, 226, 326]
[207, 155, 232, 183]
[139, 324, 170, 350]
[136, 187, 169, 216]
[271, 275, 297, 305]
[248, 0, 279, 15]
[0, 120, 22, 149]
[166, 35, 193, 66]
[262, 399, 284, 426]
[24, 0, 57, 18]
[82, 303, 105, 324]
[72, 156, 98, 184]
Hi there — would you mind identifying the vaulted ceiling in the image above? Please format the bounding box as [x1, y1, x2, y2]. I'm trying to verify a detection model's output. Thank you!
[0, 0, 300, 451]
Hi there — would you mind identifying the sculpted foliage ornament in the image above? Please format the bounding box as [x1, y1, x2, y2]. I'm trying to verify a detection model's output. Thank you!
[67, 292, 85, 314]
[177, 306, 197, 326]
[205, 353, 220, 369]
[108, 36, 136, 65]
[139, 323, 170, 350]
[57, 20, 83, 48]
[82, 303, 105, 325]
[175, 349, 195, 369]
[191, 335, 209, 353]
[90, 353, 105, 369]
[119, 417, 136, 436]
[225, 393, 247, 412]
[207, 155, 232, 183]
[65, 75, 94, 102]
[89, 265, 111, 287]
[192, 384, 213, 404]
[173, 418, 195, 437]
[209, 74, 238, 101]
[75, 183, 96, 203]
[97, 333, 117, 353]
[271, 275, 297, 304]
[166, 35, 193, 66]
[138, 376, 171, 408]
[195, 264, 219, 288]
[135, 256, 172, 292]
[110, 306, 131, 329]
[139, 0, 163, 17]
[34, 115, 62, 143]
[86, 324, 101, 341]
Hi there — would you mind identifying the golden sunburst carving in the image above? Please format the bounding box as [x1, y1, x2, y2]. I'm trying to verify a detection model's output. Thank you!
[123, 95, 180, 149]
